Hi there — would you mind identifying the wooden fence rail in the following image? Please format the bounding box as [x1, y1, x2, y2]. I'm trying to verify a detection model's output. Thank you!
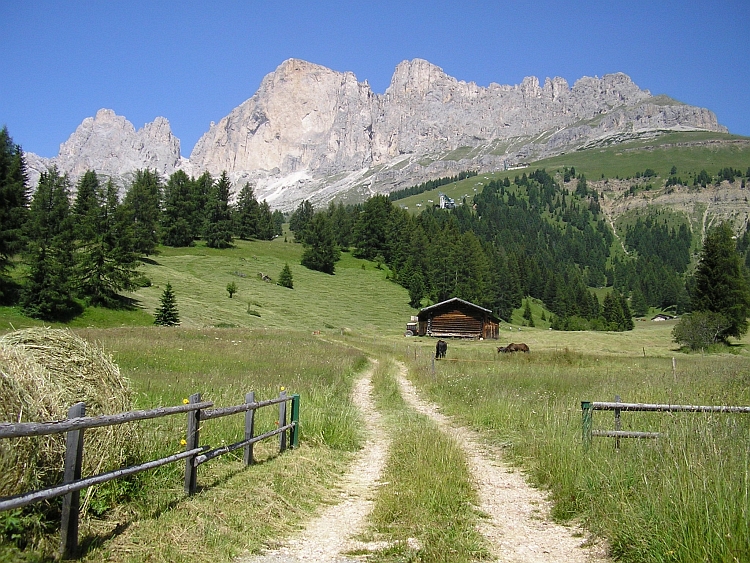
[0, 389, 300, 559]
[582, 395, 750, 448]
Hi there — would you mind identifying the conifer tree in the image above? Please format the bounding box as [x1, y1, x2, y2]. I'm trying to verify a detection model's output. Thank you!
[123, 169, 161, 255]
[278, 263, 293, 289]
[690, 222, 750, 340]
[161, 170, 195, 247]
[256, 200, 277, 240]
[301, 213, 340, 274]
[289, 200, 314, 241]
[233, 182, 260, 239]
[73, 175, 141, 306]
[0, 127, 29, 301]
[204, 171, 234, 248]
[21, 167, 78, 320]
[154, 281, 180, 326]
[191, 171, 213, 238]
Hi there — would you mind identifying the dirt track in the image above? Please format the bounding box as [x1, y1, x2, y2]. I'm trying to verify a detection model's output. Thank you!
[238, 361, 609, 563]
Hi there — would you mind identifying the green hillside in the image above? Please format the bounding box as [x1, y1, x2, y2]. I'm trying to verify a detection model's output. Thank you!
[392, 131, 750, 213]
[0, 238, 417, 334]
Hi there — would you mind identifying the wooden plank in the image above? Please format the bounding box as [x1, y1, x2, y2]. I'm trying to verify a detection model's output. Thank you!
[194, 424, 295, 466]
[244, 391, 255, 466]
[0, 401, 214, 439]
[278, 390, 287, 453]
[184, 393, 201, 496]
[201, 395, 290, 421]
[592, 402, 750, 413]
[0, 447, 206, 512]
[60, 402, 85, 559]
[592, 430, 661, 439]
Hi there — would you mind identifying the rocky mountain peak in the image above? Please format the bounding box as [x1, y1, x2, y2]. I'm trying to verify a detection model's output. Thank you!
[26, 59, 728, 211]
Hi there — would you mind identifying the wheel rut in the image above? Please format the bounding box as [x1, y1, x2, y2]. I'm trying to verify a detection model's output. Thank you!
[238, 359, 609, 563]
[394, 362, 609, 563]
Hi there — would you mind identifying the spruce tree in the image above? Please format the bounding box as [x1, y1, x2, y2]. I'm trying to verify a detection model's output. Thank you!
[691, 222, 750, 340]
[300, 213, 340, 274]
[278, 263, 293, 289]
[233, 182, 260, 240]
[123, 169, 161, 255]
[0, 126, 29, 301]
[154, 281, 180, 326]
[204, 171, 233, 248]
[191, 171, 213, 239]
[289, 200, 314, 241]
[73, 176, 141, 306]
[21, 167, 79, 320]
[161, 170, 195, 247]
[256, 200, 276, 240]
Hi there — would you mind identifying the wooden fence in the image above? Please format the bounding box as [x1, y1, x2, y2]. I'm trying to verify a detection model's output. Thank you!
[0, 389, 300, 559]
[582, 395, 750, 448]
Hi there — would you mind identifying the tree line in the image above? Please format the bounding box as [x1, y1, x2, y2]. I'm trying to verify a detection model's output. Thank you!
[0, 126, 283, 320]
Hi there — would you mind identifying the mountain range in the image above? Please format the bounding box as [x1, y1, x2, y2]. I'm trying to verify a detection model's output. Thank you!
[25, 58, 727, 211]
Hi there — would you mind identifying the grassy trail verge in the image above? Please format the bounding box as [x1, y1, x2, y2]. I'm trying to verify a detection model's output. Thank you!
[359, 357, 491, 563]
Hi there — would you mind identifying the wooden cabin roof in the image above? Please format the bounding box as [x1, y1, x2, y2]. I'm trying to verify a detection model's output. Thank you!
[417, 298, 497, 321]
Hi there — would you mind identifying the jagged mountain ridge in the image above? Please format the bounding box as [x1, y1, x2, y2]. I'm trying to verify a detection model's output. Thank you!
[26, 58, 727, 211]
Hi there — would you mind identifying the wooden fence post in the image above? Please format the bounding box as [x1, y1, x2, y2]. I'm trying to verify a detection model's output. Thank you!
[244, 391, 255, 466]
[614, 395, 621, 450]
[60, 401, 86, 560]
[278, 389, 287, 453]
[184, 393, 201, 495]
[581, 401, 592, 449]
[290, 394, 300, 449]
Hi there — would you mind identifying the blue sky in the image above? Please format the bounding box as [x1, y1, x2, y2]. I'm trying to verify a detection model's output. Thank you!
[1, 1, 748, 158]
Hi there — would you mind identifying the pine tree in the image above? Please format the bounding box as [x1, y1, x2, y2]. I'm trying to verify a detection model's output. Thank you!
[300, 213, 340, 274]
[123, 169, 161, 255]
[191, 171, 213, 239]
[161, 170, 195, 247]
[523, 299, 534, 326]
[233, 182, 260, 239]
[0, 126, 29, 301]
[289, 200, 314, 241]
[256, 200, 276, 240]
[204, 171, 233, 248]
[352, 195, 391, 260]
[21, 167, 79, 320]
[278, 263, 293, 289]
[154, 281, 180, 326]
[691, 222, 750, 339]
[73, 176, 141, 306]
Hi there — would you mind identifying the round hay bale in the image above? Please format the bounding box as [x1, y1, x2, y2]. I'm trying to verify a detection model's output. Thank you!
[0, 328, 137, 505]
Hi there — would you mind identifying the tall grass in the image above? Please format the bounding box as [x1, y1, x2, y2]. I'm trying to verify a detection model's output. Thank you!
[2, 326, 368, 562]
[403, 336, 750, 562]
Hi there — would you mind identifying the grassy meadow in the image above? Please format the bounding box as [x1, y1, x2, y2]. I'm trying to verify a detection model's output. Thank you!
[2, 210, 750, 561]
[399, 324, 750, 563]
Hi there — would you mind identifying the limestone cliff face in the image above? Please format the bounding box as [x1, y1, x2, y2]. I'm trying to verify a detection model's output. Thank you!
[27, 59, 728, 210]
[190, 59, 375, 176]
[26, 109, 183, 188]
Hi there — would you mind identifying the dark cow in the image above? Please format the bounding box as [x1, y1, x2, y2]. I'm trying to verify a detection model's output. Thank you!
[497, 342, 530, 353]
[436, 339, 448, 359]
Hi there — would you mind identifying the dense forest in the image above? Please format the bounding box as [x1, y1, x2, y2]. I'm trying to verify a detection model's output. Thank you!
[3, 124, 750, 331]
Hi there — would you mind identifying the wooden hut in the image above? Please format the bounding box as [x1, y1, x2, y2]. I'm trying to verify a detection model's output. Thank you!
[417, 298, 499, 339]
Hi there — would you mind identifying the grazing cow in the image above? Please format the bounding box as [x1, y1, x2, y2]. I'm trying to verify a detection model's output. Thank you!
[498, 342, 530, 353]
[436, 339, 448, 359]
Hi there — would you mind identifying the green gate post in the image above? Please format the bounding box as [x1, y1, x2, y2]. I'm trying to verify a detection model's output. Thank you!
[581, 401, 593, 449]
[290, 394, 300, 449]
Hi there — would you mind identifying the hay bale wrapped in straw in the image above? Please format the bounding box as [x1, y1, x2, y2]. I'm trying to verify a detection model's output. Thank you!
[0, 328, 137, 504]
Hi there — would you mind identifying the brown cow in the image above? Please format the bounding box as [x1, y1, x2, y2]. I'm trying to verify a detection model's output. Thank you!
[498, 342, 530, 353]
